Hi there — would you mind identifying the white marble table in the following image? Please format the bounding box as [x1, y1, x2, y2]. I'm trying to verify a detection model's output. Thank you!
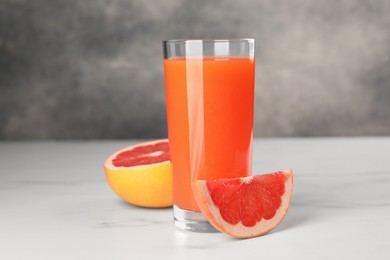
[1, 138, 389, 259]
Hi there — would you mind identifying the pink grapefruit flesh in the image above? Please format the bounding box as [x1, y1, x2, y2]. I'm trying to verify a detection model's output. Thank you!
[192, 169, 294, 238]
[111, 141, 170, 167]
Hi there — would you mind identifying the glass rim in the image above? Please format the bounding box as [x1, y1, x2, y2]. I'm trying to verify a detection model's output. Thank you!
[163, 38, 255, 45]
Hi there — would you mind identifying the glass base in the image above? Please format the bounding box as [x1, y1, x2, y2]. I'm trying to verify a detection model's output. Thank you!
[173, 205, 219, 233]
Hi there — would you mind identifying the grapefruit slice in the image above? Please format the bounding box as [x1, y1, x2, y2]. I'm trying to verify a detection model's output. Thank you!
[192, 169, 294, 238]
[104, 139, 173, 208]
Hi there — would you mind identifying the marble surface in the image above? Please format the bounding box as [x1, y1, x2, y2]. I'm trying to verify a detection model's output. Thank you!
[0, 138, 389, 259]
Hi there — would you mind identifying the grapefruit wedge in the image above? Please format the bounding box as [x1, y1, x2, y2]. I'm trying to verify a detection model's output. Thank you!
[192, 169, 294, 238]
[104, 139, 173, 208]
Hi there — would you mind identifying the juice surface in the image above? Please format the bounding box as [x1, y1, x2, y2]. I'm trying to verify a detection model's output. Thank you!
[164, 57, 254, 212]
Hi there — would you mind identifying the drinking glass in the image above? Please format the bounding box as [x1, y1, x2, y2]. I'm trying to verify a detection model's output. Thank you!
[163, 38, 255, 232]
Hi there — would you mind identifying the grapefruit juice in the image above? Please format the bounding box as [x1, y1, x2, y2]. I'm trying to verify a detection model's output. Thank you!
[164, 57, 255, 212]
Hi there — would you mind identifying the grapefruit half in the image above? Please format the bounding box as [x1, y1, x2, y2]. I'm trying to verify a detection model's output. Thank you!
[192, 169, 294, 238]
[104, 139, 173, 208]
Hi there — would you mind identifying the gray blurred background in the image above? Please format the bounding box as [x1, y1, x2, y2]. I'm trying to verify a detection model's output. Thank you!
[1, 0, 389, 140]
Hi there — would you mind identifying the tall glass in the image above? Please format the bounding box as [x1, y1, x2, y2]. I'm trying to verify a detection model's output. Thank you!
[163, 39, 255, 232]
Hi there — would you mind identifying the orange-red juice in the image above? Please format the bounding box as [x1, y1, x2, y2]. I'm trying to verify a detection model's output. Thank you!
[164, 57, 254, 212]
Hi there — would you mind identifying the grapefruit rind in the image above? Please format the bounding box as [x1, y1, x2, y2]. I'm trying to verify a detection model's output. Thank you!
[192, 169, 294, 238]
[104, 139, 173, 208]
